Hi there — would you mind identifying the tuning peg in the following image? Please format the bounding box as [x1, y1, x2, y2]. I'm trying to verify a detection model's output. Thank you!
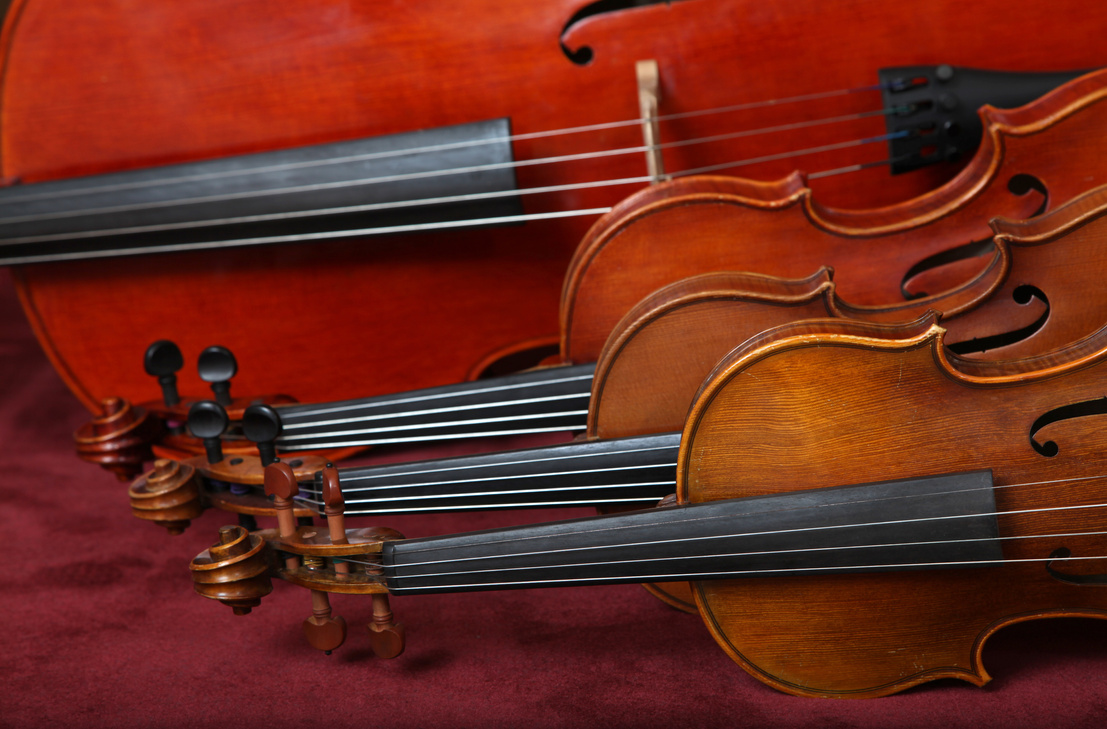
[243, 404, 283, 467]
[198, 345, 237, 407]
[188, 400, 229, 464]
[144, 340, 183, 408]
[264, 461, 300, 542]
[303, 592, 348, 655]
[368, 595, 405, 658]
[319, 463, 349, 548]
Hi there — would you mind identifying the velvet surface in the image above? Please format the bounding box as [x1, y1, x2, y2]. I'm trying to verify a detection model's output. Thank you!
[2, 272, 1107, 729]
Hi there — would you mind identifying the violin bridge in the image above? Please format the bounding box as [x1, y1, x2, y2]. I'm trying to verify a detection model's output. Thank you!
[636, 59, 668, 184]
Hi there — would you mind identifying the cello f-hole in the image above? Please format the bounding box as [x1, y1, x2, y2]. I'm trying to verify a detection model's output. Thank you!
[559, 0, 687, 65]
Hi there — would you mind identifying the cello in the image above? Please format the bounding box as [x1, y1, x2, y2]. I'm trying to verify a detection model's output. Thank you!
[5, 0, 1107, 413]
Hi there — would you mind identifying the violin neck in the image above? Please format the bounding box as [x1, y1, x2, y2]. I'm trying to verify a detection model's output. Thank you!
[297, 431, 680, 515]
[274, 363, 596, 451]
[0, 119, 521, 265]
[382, 470, 1002, 594]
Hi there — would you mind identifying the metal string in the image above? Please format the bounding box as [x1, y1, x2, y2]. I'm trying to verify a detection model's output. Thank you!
[0, 115, 910, 247]
[277, 368, 594, 421]
[388, 473, 1107, 562]
[0, 81, 894, 207]
[278, 392, 590, 433]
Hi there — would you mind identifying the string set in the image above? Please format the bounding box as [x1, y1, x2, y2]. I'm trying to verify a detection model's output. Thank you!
[0, 79, 920, 249]
[377, 473, 1107, 590]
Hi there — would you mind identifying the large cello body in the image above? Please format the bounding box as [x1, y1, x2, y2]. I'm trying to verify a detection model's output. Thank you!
[5, 0, 1107, 412]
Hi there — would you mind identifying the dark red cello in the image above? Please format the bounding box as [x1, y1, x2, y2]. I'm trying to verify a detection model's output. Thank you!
[4, 0, 1107, 415]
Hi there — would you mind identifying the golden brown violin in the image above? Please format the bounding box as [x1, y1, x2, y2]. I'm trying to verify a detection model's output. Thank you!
[189, 185, 1107, 663]
[190, 312, 1107, 696]
[6, 0, 1107, 415]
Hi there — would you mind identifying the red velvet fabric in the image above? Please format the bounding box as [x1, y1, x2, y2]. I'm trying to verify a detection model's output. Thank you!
[2, 272, 1107, 729]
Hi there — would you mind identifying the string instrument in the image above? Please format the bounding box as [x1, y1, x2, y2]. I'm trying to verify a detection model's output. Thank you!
[5, 0, 1107, 415]
[135, 180, 1107, 535]
[183, 183, 1107, 623]
[190, 313, 1107, 695]
[74, 66, 1094, 477]
[229, 68, 1107, 458]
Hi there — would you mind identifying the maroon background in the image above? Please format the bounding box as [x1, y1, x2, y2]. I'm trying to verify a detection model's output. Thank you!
[2, 271, 1107, 729]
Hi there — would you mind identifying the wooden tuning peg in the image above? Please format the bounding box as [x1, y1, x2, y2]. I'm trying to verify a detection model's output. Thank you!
[302, 591, 348, 655]
[198, 345, 237, 407]
[263, 461, 300, 540]
[368, 594, 405, 659]
[144, 340, 183, 408]
[242, 404, 282, 467]
[320, 463, 349, 553]
[187, 400, 229, 464]
[263, 460, 343, 650]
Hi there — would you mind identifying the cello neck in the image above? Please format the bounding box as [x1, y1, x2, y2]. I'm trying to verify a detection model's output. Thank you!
[0, 119, 522, 265]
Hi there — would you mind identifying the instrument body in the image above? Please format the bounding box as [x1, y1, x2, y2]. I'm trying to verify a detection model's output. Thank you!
[6, 0, 1107, 411]
[186, 184, 1107, 640]
[561, 70, 1107, 361]
[680, 319, 1107, 697]
[114, 71, 1107, 465]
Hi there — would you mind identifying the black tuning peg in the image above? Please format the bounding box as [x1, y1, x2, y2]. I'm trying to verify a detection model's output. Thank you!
[188, 400, 229, 464]
[242, 404, 283, 467]
[144, 340, 183, 407]
[198, 346, 237, 407]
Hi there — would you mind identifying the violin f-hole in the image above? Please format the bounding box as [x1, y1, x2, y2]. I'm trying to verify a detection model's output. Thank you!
[946, 285, 1050, 356]
[560, 1, 688, 64]
[1046, 547, 1107, 585]
[1008, 173, 1050, 218]
[1028, 396, 1107, 457]
[899, 237, 995, 299]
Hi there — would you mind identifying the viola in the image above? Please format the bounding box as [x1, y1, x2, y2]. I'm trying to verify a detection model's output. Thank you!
[6, 0, 1107, 415]
[190, 312, 1107, 694]
[222, 68, 1107, 457]
[180, 181, 1107, 623]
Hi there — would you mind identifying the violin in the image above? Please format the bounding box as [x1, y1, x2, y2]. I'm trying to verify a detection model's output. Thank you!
[77, 67, 1097, 477]
[183, 182, 1107, 621]
[212, 68, 1107, 458]
[190, 311, 1107, 695]
[6, 0, 1107, 415]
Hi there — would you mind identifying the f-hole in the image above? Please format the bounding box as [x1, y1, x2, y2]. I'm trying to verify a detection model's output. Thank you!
[560, 1, 687, 64]
[899, 238, 995, 300]
[1046, 547, 1107, 585]
[1029, 396, 1107, 457]
[899, 174, 1049, 299]
[946, 285, 1050, 355]
[1008, 173, 1049, 218]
